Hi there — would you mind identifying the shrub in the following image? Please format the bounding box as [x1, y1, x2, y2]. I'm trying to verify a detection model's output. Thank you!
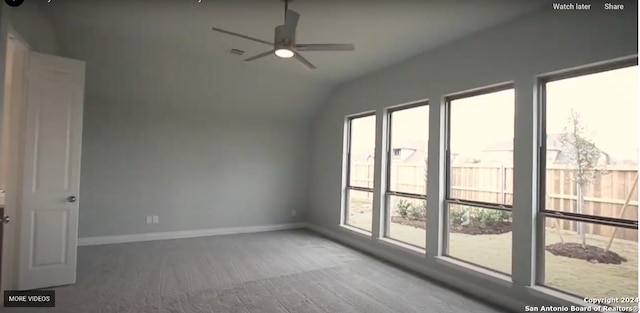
[395, 200, 412, 218]
[450, 206, 470, 226]
[395, 200, 426, 220]
[469, 208, 509, 228]
[450, 206, 510, 228]
[408, 203, 426, 220]
[400, 202, 512, 223]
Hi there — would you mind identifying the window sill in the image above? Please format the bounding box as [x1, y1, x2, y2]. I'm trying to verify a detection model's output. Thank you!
[339, 224, 372, 239]
[434, 256, 512, 288]
[377, 237, 426, 257]
[526, 286, 602, 310]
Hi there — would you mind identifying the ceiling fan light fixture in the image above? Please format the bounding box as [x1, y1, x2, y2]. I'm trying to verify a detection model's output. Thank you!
[210, 0, 354, 70]
[275, 48, 294, 58]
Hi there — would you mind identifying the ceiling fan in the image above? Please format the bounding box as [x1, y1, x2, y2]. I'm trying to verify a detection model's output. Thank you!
[211, 0, 355, 70]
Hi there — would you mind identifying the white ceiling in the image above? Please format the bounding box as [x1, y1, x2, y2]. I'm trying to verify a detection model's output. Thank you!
[42, 0, 548, 120]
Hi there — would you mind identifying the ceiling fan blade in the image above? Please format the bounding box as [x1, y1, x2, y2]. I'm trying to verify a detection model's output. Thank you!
[295, 44, 355, 52]
[211, 27, 273, 46]
[244, 50, 274, 62]
[293, 52, 316, 70]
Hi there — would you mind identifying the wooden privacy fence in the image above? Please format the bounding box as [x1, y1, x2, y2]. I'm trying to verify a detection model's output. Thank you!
[352, 162, 638, 241]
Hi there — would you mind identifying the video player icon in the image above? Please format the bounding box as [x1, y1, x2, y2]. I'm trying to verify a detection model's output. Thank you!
[5, 0, 24, 7]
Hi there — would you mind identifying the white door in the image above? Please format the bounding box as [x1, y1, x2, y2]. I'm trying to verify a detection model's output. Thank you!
[17, 52, 85, 290]
[1, 34, 29, 293]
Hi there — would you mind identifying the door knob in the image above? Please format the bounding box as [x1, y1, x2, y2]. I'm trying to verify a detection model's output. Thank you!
[67, 196, 77, 203]
[0, 216, 9, 224]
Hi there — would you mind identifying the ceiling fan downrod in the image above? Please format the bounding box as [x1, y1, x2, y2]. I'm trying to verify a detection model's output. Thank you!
[284, 0, 289, 21]
[210, 0, 354, 71]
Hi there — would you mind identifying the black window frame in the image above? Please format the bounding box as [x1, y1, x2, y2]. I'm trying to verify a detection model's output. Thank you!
[343, 112, 376, 230]
[442, 83, 515, 267]
[538, 58, 639, 229]
[383, 102, 429, 247]
[536, 57, 639, 290]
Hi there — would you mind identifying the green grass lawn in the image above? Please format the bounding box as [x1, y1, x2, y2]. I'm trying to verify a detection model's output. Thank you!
[346, 210, 638, 304]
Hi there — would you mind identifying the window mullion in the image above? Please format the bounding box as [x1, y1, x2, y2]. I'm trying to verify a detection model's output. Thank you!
[512, 77, 537, 289]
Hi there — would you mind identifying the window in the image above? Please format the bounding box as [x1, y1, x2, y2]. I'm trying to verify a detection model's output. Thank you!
[384, 104, 429, 248]
[538, 62, 638, 303]
[344, 114, 376, 232]
[444, 86, 515, 274]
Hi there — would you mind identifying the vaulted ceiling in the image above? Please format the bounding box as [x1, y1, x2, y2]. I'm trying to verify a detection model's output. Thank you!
[42, 0, 547, 120]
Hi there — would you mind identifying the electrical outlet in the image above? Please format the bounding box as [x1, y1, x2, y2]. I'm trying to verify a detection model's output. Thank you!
[152, 215, 159, 224]
[291, 210, 297, 217]
[145, 216, 152, 224]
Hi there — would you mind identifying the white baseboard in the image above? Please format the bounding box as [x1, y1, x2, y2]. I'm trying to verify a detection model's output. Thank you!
[78, 222, 306, 246]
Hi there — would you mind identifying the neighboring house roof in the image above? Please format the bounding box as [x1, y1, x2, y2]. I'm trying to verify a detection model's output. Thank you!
[353, 135, 628, 165]
[481, 133, 612, 164]
[617, 159, 639, 166]
[402, 150, 427, 163]
[394, 139, 427, 151]
[481, 138, 513, 152]
[352, 149, 376, 162]
[352, 140, 428, 163]
[392, 139, 427, 163]
[484, 135, 569, 152]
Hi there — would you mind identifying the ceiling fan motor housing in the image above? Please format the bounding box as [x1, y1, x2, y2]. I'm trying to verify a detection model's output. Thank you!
[275, 25, 295, 49]
[210, 4, 352, 70]
[275, 10, 299, 50]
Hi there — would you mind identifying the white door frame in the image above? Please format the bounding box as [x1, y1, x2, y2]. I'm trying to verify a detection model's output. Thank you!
[0, 28, 30, 293]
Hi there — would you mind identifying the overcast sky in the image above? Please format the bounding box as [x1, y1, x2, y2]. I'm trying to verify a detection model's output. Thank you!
[350, 65, 638, 162]
[546, 66, 638, 161]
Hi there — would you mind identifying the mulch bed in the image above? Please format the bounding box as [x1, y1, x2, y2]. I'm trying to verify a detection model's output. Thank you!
[450, 222, 512, 235]
[545, 243, 627, 264]
[391, 216, 512, 235]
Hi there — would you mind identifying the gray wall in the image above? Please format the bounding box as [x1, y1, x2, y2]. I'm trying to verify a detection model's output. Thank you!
[0, 2, 312, 238]
[79, 103, 309, 237]
[1, 2, 58, 54]
[309, 2, 637, 311]
[70, 36, 312, 239]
